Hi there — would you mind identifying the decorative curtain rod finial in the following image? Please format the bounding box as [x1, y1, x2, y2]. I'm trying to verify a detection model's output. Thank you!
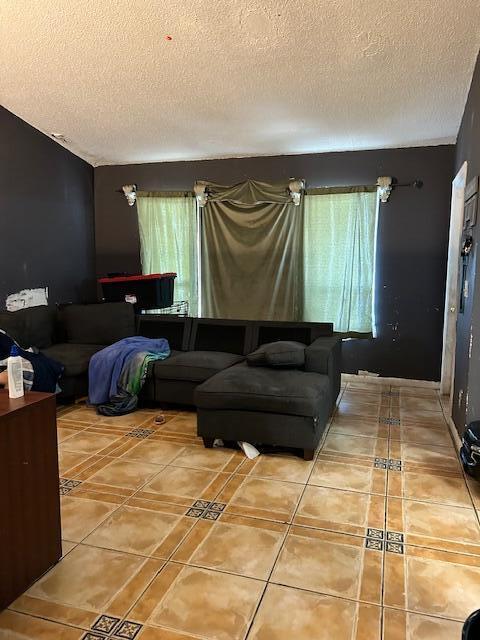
[289, 179, 305, 206]
[194, 182, 208, 207]
[376, 176, 392, 203]
[121, 184, 137, 206]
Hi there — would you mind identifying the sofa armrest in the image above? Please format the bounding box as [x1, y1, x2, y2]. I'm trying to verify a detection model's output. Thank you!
[305, 336, 342, 408]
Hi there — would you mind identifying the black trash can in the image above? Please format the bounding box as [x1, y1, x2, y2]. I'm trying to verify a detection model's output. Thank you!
[463, 609, 480, 639]
[460, 421, 480, 479]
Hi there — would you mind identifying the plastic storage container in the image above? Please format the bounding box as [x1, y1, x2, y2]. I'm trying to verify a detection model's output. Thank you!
[99, 273, 176, 311]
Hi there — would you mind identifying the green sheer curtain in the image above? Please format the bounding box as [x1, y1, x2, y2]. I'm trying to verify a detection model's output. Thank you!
[136, 194, 198, 315]
[303, 191, 378, 333]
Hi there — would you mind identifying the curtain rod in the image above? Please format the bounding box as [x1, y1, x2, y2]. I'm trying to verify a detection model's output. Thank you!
[114, 179, 423, 193]
[116, 178, 423, 207]
[114, 188, 193, 196]
[306, 179, 423, 192]
[136, 190, 194, 197]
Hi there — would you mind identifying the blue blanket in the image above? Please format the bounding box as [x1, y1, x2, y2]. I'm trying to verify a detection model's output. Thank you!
[88, 336, 170, 405]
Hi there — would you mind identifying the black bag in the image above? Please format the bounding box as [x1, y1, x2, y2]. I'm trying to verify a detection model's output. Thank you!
[460, 421, 480, 479]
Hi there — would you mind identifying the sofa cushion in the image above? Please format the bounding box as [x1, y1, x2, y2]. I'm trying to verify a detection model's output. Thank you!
[153, 350, 244, 382]
[41, 343, 105, 377]
[247, 341, 305, 368]
[62, 303, 135, 345]
[195, 361, 330, 418]
[24, 306, 56, 348]
[0, 311, 27, 347]
[0, 305, 55, 349]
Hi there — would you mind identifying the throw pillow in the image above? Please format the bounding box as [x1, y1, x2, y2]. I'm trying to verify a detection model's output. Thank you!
[247, 341, 306, 368]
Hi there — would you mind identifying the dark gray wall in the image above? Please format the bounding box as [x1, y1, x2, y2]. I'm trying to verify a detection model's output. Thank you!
[95, 145, 454, 381]
[454, 51, 480, 433]
[0, 106, 96, 308]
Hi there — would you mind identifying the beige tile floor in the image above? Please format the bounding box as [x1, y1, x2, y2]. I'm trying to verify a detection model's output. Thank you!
[1, 381, 478, 639]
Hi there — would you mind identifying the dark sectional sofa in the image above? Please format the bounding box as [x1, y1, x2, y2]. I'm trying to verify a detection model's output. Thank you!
[0, 303, 136, 398]
[0, 303, 342, 458]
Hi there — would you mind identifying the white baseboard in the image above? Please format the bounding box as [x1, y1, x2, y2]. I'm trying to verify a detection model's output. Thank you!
[341, 373, 440, 389]
[445, 413, 462, 451]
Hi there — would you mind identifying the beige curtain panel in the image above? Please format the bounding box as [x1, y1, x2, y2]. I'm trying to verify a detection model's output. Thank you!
[201, 180, 304, 320]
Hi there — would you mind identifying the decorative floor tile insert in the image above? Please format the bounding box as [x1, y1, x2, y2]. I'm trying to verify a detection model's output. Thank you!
[386, 541, 404, 554]
[374, 457, 388, 469]
[192, 499, 210, 509]
[126, 428, 155, 439]
[185, 499, 226, 520]
[387, 531, 404, 543]
[92, 614, 120, 634]
[365, 529, 405, 552]
[203, 510, 222, 520]
[365, 538, 383, 551]
[82, 617, 143, 639]
[59, 478, 82, 495]
[388, 459, 403, 471]
[367, 528, 384, 540]
[374, 457, 402, 470]
[113, 620, 143, 639]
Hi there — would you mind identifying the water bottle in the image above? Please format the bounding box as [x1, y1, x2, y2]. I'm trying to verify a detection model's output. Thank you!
[7, 345, 24, 399]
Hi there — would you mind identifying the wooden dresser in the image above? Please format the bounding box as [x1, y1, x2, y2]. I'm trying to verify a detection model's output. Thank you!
[0, 391, 61, 610]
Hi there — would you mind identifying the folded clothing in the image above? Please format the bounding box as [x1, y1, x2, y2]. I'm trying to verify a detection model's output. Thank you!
[0, 329, 63, 393]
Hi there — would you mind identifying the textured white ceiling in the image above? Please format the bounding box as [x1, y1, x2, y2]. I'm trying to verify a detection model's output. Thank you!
[1, 0, 479, 166]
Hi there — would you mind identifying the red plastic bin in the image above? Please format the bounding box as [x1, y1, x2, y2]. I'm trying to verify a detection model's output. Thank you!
[98, 273, 176, 310]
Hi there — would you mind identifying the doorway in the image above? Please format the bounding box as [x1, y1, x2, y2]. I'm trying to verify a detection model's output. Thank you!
[440, 161, 468, 402]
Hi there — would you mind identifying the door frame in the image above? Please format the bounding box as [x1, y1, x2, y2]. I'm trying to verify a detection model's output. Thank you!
[440, 161, 468, 398]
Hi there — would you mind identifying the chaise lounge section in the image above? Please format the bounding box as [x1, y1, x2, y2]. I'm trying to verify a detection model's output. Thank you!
[195, 329, 341, 460]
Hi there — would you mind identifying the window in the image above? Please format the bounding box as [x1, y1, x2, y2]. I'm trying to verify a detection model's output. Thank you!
[136, 195, 198, 315]
[303, 190, 378, 333]
[136, 187, 378, 333]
